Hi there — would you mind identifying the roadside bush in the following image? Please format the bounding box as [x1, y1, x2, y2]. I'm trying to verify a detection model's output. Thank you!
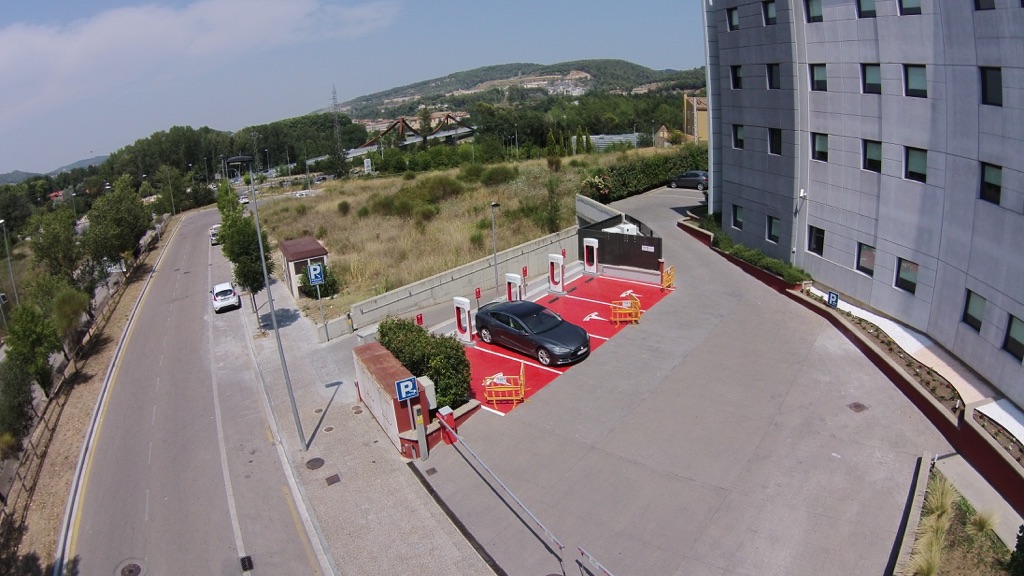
[579, 142, 708, 202]
[479, 165, 518, 187]
[700, 214, 810, 284]
[298, 264, 341, 298]
[337, 200, 350, 216]
[376, 317, 471, 408]
[402, 171, 417, 181]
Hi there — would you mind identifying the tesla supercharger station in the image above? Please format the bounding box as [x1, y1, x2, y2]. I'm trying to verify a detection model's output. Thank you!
[505, 273, 523, 301]
[548, 253, 565, 293]
[453, 296, 472, 344]
[583, 237, 599, 275]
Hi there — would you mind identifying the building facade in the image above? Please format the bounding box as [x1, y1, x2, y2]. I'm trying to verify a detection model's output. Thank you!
[704, 0, 1024, 405]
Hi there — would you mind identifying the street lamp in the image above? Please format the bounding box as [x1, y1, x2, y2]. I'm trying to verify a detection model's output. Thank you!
[514, 124, 519, 160]
[0, 219, 18, 306]
[226, 155, 306, 450]
[264, 148, 270, 172]
[490, 202, 500, 296]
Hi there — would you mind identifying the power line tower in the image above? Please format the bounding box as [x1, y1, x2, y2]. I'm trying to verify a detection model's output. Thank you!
[332, 85, 343, 164]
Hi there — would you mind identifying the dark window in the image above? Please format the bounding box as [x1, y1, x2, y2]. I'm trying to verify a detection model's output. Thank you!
[767, 216, 780, 243]
[1005, 315, 1024, 362]
[763, 0, 777, 24]
[811, 64, 828, 91]
[975, 0, 995, 9]
[962, 290, 986, 332]
[768, 128, 782, 155]
[732, 204, 744, 230]
[863, 140, 882, 172]
[808, 226, 825, 256]
[862, 64, 881, 94]
[899, 0, 921, 14]
[981, 163, 1002, 205]
[727, 7, 739, 30]
[901, 0, 925, 14]
[733, 125, 745, 149]
[905, 65, 927, 98]
[812, 133, 828, 162]
[857, 243, 875, 276]
[858, 0, 877, 17]
[731, 65, 743, 89]
[806, 0, 823, 22]
[767, 63, 781, 89]
[905, 147, 927, 183]
[895, 258, 918, 294]
[981, 67, 1003, 106]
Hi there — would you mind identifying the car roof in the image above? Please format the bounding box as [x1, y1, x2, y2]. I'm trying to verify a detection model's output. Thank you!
[212, 282, 233, 291]
[483, 300, 545, 316]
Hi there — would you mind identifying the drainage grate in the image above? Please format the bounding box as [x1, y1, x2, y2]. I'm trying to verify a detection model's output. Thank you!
[306, 457, 325, 470]
[326, 474, 341, 486]
[425, 467, 437, 476]
[848, 402, 868, 413]
[240, 556, 254, 571]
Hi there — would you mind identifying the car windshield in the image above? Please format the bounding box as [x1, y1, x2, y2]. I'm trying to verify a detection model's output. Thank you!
[215, 289, 233, 299]
[519, 307, 562, 333]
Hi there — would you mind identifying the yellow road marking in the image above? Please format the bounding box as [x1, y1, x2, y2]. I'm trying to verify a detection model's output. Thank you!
[282, 485, 322, 575]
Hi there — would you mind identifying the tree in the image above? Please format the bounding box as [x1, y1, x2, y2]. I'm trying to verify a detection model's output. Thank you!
[28, 207, 81, 284]
[52, 286, 91, 361]
[544, 176, 562, 233]
[0, 359, 34, 458]
[1010, 524, 1024, 576]
[219, 212, 274, 305]
[84, 174, 151, 264]
[5, 304, 62, 393]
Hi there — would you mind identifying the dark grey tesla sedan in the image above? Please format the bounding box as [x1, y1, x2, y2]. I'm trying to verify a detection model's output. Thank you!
[475, 300, 590, 366]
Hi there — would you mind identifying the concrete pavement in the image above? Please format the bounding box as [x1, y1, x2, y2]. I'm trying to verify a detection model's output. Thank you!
[241, 186, 1020, 575]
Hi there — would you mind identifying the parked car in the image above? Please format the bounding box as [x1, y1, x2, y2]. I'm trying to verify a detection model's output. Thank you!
[210, 282, 240, 313]
[669, 170, 709, 191]
[209, 224, 222, 246]
[475, 300, 590, 366]
[238, 194, 249, 204]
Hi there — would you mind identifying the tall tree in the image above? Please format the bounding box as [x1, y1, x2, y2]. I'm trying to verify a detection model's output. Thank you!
[28, 207, 81, 284]
[84, 175, 150, 264]
[5, 304, 62, 393]
[219, 212, 274, 309]
[0, 359, 34, 458]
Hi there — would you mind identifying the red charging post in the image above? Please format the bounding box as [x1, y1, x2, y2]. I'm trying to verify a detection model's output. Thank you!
[522, 265, 528, 278]
[415, 313, 423, 326]
[474, 287, 481, 308]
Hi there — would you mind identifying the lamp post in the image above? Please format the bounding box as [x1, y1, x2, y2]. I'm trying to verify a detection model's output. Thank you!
[514, 124, 519, 160]
[490, 202, 500, 296]
[227, 155, 306, 450]
[0, 219, 18, 306]
[264, 148, 270, 172]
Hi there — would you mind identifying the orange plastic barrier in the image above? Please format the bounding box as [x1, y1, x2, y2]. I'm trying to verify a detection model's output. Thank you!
[610, 294, 642, 325]
[661, 265, 676, 291]
[483, 362, 527, 408]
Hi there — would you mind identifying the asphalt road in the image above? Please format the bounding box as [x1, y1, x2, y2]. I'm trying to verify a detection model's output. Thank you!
[70, 209, 323, 575]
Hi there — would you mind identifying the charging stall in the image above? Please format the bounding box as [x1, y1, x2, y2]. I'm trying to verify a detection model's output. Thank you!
[505, 273, 523, 302]
[548, 254, 565, 294]
[583, 237, 599, 275]
[453, 296, 473, 344]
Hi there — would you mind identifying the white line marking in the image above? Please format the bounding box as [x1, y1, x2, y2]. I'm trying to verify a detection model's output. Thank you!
[562, 294, 616, 307]
[589, 334, 609, 342]
[472, 346, 563, 375]
[147, 442, 152, 466]
[145, 488, 149, 522]
[151, 405, 156, 426]
[479, 404, 507, 416]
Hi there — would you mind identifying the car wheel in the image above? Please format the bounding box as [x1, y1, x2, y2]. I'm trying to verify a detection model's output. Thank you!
[669, 181, 678, 189]
[536, 348, 552, 366]
[479, 327, 493, 344]
[697, 183, 705, 191]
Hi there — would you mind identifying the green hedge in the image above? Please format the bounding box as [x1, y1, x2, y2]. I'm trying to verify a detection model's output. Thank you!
[376, 317, 471, 409]
[700, 214, 810, 284]
[580, 143, 708, 202]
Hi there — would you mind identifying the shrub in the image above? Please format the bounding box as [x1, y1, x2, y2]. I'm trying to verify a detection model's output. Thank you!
[356, 205, 370, 218]
[1009, 525, 1024, 576]
[546, 155, 562, 173]
[294, 203, 309, 216]
[316, 225, 327, 239]
[298, 264, 341, 298]
[376, 317, 471, 408]
[458, 163, 485, 182]
[480, 165, 518, 187]
[402, 171, 417, 180]
[337, 200, 350, 216]
[469, 231, 485, 249]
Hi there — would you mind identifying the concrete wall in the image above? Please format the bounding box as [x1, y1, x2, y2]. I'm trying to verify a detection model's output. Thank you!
[706, 0, 1024, 404]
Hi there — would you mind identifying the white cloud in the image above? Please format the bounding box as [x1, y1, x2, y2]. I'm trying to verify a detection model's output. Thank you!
[0, 0, 401, 132]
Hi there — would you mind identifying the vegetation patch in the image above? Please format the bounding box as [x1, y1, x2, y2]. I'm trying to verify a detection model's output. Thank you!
[376, 317, 471, 409]
[698, 214, 810, 284]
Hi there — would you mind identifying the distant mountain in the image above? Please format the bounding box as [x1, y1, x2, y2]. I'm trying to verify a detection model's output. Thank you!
[0, 155, 108, 185]
[333, 59, 704, 119]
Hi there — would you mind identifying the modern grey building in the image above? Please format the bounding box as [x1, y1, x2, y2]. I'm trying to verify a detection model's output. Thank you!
[703, 0, 1024, 405]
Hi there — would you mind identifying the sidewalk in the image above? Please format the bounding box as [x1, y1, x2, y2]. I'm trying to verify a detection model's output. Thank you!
[239, 280, 492, 576]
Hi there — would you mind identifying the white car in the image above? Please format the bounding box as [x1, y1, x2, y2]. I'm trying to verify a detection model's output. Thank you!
[239, 194, 249, 204]
[209, 224, 222, 245]
[210, 282, 240, 313]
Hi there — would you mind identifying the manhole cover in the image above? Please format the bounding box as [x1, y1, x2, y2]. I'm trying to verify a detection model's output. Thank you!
[326, 474, 341, 486]
[323, 426, 335, 433]
[121, 565, 141, 576]
[306, 457, 325, 470]
[353, 408, 363, 414]
[315, 408, 323, 414]
[848, 402, 868, 413]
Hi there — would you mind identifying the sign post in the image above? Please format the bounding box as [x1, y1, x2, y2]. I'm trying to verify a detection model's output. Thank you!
[309, 263, 328, 340]
[395, 377, 419, 443]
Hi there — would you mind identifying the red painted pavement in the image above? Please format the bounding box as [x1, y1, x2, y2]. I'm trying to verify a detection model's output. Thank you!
[465, 274, 672, 414]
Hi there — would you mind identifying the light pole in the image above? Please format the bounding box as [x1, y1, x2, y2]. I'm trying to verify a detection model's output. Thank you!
[227, 155, 306, 450]
[264, 148, 270, 172]
[0, 219, 18, 305]
[514, 124, 519, 160]
[490, 202, 500, 296]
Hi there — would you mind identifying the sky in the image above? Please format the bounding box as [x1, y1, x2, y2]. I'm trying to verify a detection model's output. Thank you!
[0, 0, 706, 175]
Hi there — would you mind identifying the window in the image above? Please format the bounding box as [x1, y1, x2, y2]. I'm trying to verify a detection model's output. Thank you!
[1005, 315, 1024, 362]
[733, 125, 745, 149]
[962, 290, 986, 332]
[975, 0, 995, 9]
[856, 243, 876, 276]
[768, 128, 782, 155]
[980, 163, 1002, 205]
[899, 0, 921, 14]
[904, 65, 927, 98]
[767, 216, 780, 243]
[905, 147, 927, 183]
[863, 140, 882, 172]
[895, 258, 919, 294]
[862, 64, 881, 94]
[727, 7, 739, 30]
[808, 226, 825, 256]
[732, 204, 744, 230]
[763, 0, 777, 24]
[812, 133, 828, 162]
[858, 0, 877, 17]
[731, 65, 743, 89]
[806, 0, 823, 22]
[767, 63, 781, 89]
[981, 67, 1003, 106]
[811, 64, 828, 91]
[898, 0, 922, 14]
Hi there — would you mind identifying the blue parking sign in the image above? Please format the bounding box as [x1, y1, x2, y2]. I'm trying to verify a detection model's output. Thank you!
[395, 377, 418, 401]
[827, 291, 839, 308]
[308, 263, 324, 286]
